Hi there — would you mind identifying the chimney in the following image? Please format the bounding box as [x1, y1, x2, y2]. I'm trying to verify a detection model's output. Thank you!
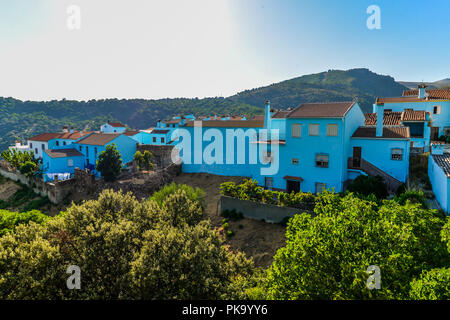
[62, 125, 69, 133]
[156, 119, 162, 128]
[70, 126, 74, 134]
[264, 100, 272, 132]
[418, 83, 427, 99]
[376, 103, 384, 137]
[15, 140, 21, 147]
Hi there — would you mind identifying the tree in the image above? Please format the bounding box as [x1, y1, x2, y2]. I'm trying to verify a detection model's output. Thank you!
[19, 160, 37, 177]
[96, 143, 122, 182]
[262, 191, 449, 299]
[1, 149, 36, 169]
[133, 150, 155, 171]
[150, 182, 205, 209]
[0, 189, 254, 299]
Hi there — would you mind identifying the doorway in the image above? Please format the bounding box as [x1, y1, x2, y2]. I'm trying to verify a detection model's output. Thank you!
[286, 180, 300, 193]
[430, 127, 439, 141]
[352, 146, 362, 168]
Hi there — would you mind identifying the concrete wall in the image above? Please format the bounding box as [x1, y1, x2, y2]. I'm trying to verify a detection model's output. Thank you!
[219, 195, 313, 224]
[428, 155, 449, 213]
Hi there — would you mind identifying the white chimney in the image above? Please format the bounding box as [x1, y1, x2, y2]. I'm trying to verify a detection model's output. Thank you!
[62, 125, 69, 133]
[70, 126, 74, 134]
[376, 104, 384, 137]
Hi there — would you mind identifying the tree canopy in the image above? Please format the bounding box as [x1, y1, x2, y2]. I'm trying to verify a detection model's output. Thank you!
[96, 144, 122, 182]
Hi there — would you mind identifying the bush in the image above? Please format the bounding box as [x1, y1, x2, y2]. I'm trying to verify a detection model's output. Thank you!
[19, 161, 37, 177]
[394, 190, 427, 208]
[1, 149, 36, 169]
[347, 175, 388, 199]
[0, 209, 49, 236]
[150, 183, 205, 209]
[221, 209, 244, 221]
[133, 151, 155, 171]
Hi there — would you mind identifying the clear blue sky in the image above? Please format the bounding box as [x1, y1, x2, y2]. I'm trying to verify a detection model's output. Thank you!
[0, 0, 449, 101]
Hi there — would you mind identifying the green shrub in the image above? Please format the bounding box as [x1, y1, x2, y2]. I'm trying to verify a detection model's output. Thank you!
[394, 190, 427, 208]
[0, 209, 49, 236]
[347, 175, 388, 199]
[226, 230, 235, 238]
[221, 209, 244, 221]
[151, 183, 205, 209]
[19, 161, 37, 177]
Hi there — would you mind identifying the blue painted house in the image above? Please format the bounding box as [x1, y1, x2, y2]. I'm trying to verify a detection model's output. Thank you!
[42, 148, 85, 182]
[375, 86, 450, 150]
[428, 144, 450, 213]
[73, 133, 137, 176]
[101, 122, 127, 133]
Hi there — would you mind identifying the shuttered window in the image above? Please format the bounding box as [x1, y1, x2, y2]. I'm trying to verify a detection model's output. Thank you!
[327, 124, 338, 136]
[315, 154, 329, 168]
[315, 182, 326, 194]
[309, 124, 319, 136]
[291, 124, 301, 137]
[391, 148, 403, 161]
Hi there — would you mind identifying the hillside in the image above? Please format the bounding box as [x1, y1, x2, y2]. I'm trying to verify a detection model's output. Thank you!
[399, 78, 450, 89]
[0, 68, 408, 152]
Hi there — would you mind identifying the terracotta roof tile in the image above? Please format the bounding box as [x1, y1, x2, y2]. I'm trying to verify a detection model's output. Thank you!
[403, 88, 450, 100]
[76, 133, 122, 146]
[352, 126, 410, 139]
[401, 109, 427, 121]
[151, 129, 170, 134]
[28, 131, 91, 142]
[272, 110, 290, 119]
[287, 101, 356, 118]
[364, 112, 402, 126]
[123, 131, 140, 136]
[108, 122, 125, 127]
[44, 148, 84, 159]
[28, 133, 63, 142]
[432, 154, 450, 177]
[184, 120, 264, 128]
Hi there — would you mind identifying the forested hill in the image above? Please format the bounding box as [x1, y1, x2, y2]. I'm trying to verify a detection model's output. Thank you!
[0, 68, 408, 152]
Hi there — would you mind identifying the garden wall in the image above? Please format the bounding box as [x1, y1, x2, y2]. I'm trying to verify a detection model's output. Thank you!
[219, 195, 313, 224]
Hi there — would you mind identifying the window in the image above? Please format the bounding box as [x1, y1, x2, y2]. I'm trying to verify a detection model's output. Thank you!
[315, 182, 326, 194]
[315, 154, 329, 168]
[263, 151, 272, 163]
[94, 147, 97, 158]
[35, 148, 38, 154]
[291, 124, 302, 137]
[433, 105, 441, 114]
[30, 143, 33, 149]
[265, 177, 273, 189]
[391, 148, 403, 161]
[153, 137, 156, 143]
[41, 144, 45, 150]
[63, 141, 66, 146]
[68, 159, 74, 167]
[327, 124, 338, 136]
[79, 146, 82, 151]
[292, 158, 299, 165]
[309, 124, 319, 136]
[161, 137, 165, 143]
[56, 141, 59, 146]
[445, 127, 450, 136]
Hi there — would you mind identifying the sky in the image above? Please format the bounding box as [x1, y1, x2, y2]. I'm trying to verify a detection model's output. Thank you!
[0, 0, 449, 101]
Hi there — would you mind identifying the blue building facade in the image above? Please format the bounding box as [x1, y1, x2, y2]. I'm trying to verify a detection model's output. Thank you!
[428, 144, 450, 213]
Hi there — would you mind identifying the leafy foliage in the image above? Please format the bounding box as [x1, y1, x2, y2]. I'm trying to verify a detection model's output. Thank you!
[394, 189, 427, 208]
[347, 175, 389, 199]
[133, 150, 155, 171]
[409, 268, 450, 299]
[0, 189, 253, 299]
[96, 143, 122, 182]
[150, 182, 205, 209]
[260, 191, 449, 299]
[220, 179, 316, 211]
[1, 149, 38, 177]
[0, 209, 49, 236]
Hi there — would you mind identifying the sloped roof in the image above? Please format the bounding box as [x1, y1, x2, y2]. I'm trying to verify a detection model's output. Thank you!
[184, 120, 264, 128]
[403, 88, 450, 100]
[28, 131, 91, 142]
[108, 122, 125, 128]
[287, 101, 356, 118]
[401, 109, 427, 121]
[123, 131, 140, 136]
[76, 133, 122, 146]
[352, 126, 410, 139]
[272, 110, 290, 119]
[151, 129, 170, 134]
[44, 148, 84, 159]
[364, 110, 426, 126]
[432, 154, 450, 177]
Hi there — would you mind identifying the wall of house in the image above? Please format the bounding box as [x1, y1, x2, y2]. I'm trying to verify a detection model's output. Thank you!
[28, 140, 48, 159]
[350, 138, 410, 182]
[428, 156, 449, 213]
[373, 100, 450, 137]
[101, 124, 126, 133]
[42, 154, 84, 174]
[256, 117, 346, 193]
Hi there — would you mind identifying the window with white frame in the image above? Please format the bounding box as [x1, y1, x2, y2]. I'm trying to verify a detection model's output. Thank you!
[68, 159, 74, 167]
[391, 148, 403, 161]
[315, 182, 326, 194]
[292, 158, 299, 165]
[315, 154, 329, 168]
[309, 124, 319, 136]
[291, 124, 301, 137]
[327, 124, 338, 136]
[445, 127, 450, 136]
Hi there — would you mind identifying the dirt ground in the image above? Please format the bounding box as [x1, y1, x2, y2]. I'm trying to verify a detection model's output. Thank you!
[173, 173, 287, 268]
[0, 179, 21, 201]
